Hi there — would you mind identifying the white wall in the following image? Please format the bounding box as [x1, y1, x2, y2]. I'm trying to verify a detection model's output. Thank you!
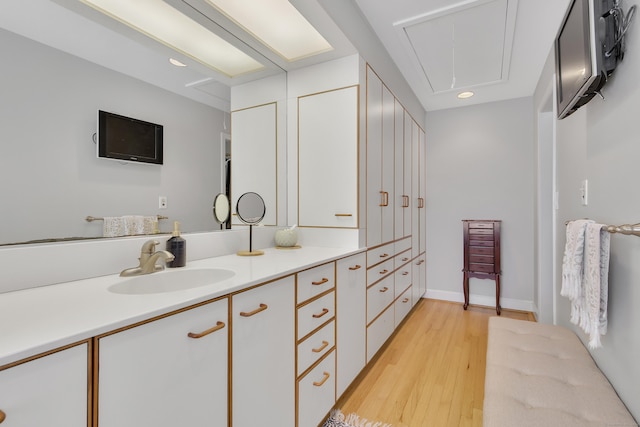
[0, 29, 225, 244]
[533, 15, 640, 419]
[424, 97, 535, 311]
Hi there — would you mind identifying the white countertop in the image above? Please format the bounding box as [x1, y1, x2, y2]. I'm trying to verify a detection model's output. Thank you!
[0, 246, 362, 367]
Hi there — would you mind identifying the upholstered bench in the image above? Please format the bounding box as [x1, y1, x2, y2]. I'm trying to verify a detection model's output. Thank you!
[484, 317, 637, 427]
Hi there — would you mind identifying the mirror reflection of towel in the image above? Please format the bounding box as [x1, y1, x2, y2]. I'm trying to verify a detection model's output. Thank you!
[103, 216, 157, 237]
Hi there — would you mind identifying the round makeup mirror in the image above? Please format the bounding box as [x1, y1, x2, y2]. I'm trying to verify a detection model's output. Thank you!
[236, 192, 266, 256]
[212, 193, 230, 229]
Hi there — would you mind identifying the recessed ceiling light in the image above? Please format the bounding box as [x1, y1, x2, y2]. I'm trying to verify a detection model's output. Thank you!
[205, 0, 333, 62]
[457, 91, 475, 99]
[79, 0, 264, 77]
[169, 58, 187, 67]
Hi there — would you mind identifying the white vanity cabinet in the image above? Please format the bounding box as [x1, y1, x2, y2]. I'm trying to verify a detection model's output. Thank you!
[97, 298, 229, 427]
[232, 275, 295, 427]
[298, 85, 359, 228]
[336, 252, 366, 398]
[0, 343, 88, 427]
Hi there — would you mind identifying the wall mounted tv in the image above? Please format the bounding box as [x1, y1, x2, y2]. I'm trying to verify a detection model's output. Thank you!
[97, 110, 163, 165]
[555, 0, 618, 119]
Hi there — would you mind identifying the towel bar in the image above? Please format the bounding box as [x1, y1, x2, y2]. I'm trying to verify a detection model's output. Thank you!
[86, 215, 168, 222]
[564, 220, 640, 237]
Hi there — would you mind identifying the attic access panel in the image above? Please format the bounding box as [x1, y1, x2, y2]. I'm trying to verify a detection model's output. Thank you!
[396, 0, 516, 93]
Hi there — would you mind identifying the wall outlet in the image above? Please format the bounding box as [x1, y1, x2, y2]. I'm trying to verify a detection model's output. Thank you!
[159, 196, 167, 209]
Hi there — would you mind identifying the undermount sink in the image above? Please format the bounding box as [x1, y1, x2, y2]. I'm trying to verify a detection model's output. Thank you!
[108, 268, 235, 295]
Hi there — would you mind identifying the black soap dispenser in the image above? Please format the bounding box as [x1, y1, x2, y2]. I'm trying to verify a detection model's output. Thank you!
[166, 221, 186, 268]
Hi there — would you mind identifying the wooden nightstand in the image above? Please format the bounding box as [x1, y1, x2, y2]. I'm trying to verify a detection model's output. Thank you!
[462, 220, 501, 315]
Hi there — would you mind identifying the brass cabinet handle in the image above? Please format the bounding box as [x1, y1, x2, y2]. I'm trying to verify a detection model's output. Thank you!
[0, 410, 5, 423]
[379, 269, 388, 275]
[313, 371, 331, 387]
[188, 321, 225, 339]
[402, 271, 409, 276]
[379, 253, 389, 258]
[402, 298, 410, 303]
[335, 213, 353, 217]
[418, 198, 425, 208]
[379, 191, 389, 207]
[312, 308, 330, 318]
[240, 303, 268, 317]
[402, 195, 410, 208]
[348, 264, 362, 271]
[312, 340, 329, 353]
[311, 278, 329, 286]
[402, 257, 409, 262]
[379, 287, 389, 293]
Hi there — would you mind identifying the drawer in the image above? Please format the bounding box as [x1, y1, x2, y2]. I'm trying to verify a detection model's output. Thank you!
[469, 263, 495, 273]
[470, 255, 494, 264]
[297, 291, 335, 340]
[394, 237, 411, 255]
[367, 242, 394, 268]
[367, 257, 394, 287]
[394, 262, 412, 298]
[297, 320, 334, 376]
[395, 249, 412, 265]
[469, 222, 494, 229]
[395, 286, 412, 327]
[297, 263, 335, 304]
[469, 228, 493, 235]
[367, 305, 394, 363]
[469, 246, 494, 256]
[469, 240, 494, 247]
[297, 351, 336, 427]
[367, 275, 394, 324]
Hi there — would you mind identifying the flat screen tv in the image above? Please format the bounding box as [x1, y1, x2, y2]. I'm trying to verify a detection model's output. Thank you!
[97, 110, 163, 164]
[555, 0, 617, 119]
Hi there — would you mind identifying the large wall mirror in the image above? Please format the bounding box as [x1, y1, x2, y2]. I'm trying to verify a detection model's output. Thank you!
[0, 0, 285, 246]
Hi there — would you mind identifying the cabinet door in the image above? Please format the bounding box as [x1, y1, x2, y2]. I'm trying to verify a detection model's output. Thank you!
[231, 103, 277, 226]
[419, 127, 427, 254]
[412, 254, 427, 304]
[403, 110, 413, 239]
[411, 119, 420, 255]
[0, 344, 88, 427]
[381, 85, 396, 244]
[297, 351, 336, 427]
[366, 67, 383, 247]
[336, 253, 366, 397]
[98, 299, 228, 427]
[298, 86, 359, 228]
[232, 276, 295, 427]
[394, 99, 405, 239]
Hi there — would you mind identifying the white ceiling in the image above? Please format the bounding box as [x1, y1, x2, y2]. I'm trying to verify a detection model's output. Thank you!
[352, 0, 572, 111]
[0, 0, 571, 113]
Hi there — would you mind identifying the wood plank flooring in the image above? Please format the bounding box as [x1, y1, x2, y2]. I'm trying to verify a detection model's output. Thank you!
[334, 299, 535, 427]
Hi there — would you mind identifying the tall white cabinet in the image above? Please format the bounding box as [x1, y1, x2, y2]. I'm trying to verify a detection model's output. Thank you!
[298, 85, 359, 228]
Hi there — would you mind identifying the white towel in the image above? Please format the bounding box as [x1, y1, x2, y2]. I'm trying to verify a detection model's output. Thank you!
[561, 219, 611, 349]
[103, 216, 125, 238]
[103, 215, 157, 237]
[583, 223, 610, 349]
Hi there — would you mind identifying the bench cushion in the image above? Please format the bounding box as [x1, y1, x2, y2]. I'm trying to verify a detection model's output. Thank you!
[484, 317, 637, 427]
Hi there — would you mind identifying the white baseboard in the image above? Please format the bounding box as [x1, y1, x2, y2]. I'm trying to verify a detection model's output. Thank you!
[425, 289, 535, 312]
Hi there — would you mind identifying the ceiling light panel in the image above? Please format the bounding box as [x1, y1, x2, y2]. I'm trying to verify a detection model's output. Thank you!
[79, 0, 264, 77]
[204, 0, 333, 61]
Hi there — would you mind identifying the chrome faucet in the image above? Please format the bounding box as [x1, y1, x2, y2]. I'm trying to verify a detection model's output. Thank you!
[120, 240, 175, 277]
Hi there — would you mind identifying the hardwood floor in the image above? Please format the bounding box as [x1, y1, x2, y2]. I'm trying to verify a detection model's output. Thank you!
[335, 299, 535, 427]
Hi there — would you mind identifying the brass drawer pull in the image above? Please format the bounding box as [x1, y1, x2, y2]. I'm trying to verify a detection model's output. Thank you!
[188, 321, 225, 339]
[312, 340, 329, 353]
[349, 264, 362, 271]
[402, 257, 409, 262]
[379, 269, 388, 275]
[379, 253, 389, 258]
[402, 271, 409, 276]
[0, 410, 5, 423]
[311, 278, 329, 286]
[402, 298, 410, 303]
[335, 213, 353, 217]
[240, 303, 268, 317]
[312, 308, 330, 318]
[379, 287, 389, 293]
[313, 371, 331, 387]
